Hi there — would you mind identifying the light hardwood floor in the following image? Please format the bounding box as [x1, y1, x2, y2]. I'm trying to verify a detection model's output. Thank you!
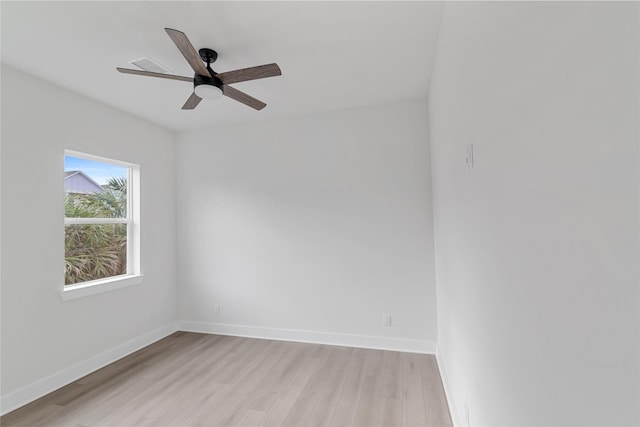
[1, 332, 452, 427]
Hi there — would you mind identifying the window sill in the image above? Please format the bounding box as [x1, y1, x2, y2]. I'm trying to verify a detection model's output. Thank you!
[61, 274, 144, 301]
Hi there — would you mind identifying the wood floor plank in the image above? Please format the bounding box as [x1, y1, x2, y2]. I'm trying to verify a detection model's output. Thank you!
[237, 409, 267, 427]
[352, 349, 385, 427]
[279, 345, 338, 426]
[26, 335, 209, 427]
[248, 342, 313, 413]
[417, 354, 453, 426]
[164, 337, 270, 426]
[380, 351, 404, 427]
[140, 336, 255, 426]
[0, 333, 452, 427]
[10, 404, 65, 427]
[402, 353, 429, 427]
[92, 335, 234, 426]
[304, 346, 354, 427]
[55, 333, 215, 427]
[327, 348, 369, 427]
[199, 339, 289, 426]
[199, 340, 312, 427]
[258, 345, 322, 425]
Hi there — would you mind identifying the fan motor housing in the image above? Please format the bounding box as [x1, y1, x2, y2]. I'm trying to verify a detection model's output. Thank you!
[194, 73, 223, 90]
[193, 74, 222, 89]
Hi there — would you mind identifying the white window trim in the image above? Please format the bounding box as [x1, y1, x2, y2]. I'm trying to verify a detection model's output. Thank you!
[61, 150, 142, 300]
[61, 274, 144, 301]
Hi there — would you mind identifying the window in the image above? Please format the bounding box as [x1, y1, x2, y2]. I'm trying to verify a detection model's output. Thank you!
[63, 150, 141, 298]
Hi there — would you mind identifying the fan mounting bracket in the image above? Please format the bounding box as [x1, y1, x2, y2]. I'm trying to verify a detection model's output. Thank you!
[199, 48, 218, 64]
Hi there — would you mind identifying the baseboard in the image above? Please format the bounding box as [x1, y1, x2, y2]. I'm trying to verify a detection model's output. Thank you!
[179, 320, 436, 354]
[0, 322, 179, 416]
[436, 346, 461, 426]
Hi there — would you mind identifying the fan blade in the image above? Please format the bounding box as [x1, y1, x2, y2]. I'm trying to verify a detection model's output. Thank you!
[165, 28, 211, 77]
[223, 85, 266, 110]
[217, 63, 281, 85]
[182, 92, 202, 110]
[116, 68, 192, 82]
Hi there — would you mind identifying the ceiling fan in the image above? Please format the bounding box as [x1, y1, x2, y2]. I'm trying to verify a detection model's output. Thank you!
[117, 28, 281, 111]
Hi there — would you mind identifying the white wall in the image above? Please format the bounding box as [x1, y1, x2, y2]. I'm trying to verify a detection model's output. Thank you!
[429, 2, 639, 426]
[0, 66, 178, 411]
[177, 100, 437, 351]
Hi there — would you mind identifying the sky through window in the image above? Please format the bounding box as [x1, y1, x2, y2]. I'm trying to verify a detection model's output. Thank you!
[64, 156, 127, 185]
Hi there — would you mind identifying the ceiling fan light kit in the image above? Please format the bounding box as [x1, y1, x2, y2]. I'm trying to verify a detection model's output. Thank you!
[194, 83, 223, 100]
[117, 28, 281, 111]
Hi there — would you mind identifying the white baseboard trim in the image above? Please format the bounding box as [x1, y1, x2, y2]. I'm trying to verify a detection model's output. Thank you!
[179, 320, 436, 354]
[0, 322, 179, 416]
[436, 346, 461, 427]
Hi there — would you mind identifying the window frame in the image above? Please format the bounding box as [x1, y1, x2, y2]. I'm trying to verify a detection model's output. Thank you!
[61, 150, 142, 300]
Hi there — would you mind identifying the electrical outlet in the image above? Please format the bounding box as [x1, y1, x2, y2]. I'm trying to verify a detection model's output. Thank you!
[214, 304, 220, 315]
[383, 314, 392, 326]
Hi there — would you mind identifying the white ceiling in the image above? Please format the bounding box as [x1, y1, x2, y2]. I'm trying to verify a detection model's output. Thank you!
[1, 1, 444, 132]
